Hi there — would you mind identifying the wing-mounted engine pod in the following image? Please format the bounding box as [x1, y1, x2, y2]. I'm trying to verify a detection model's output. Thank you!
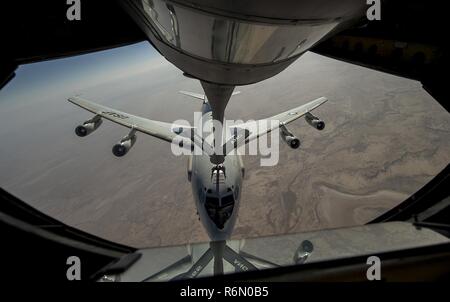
[305, 112, 325, 130]
[279, 124, 301, 149]
[75, 115, 102, 137]
[112, 129, 137, 157]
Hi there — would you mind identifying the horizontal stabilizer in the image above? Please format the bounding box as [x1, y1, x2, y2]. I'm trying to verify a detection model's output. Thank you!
[179, 91, 205, 101]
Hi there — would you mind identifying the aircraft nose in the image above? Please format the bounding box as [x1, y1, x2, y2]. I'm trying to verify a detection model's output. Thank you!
[204, 191, 235, 230]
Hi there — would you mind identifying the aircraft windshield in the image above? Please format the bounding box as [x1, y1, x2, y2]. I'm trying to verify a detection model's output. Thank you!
[205, 194, 235, 229]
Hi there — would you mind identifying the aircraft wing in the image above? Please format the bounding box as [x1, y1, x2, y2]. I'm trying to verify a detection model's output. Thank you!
[225, 97, 327, 153]
[68, 96, 195, 146]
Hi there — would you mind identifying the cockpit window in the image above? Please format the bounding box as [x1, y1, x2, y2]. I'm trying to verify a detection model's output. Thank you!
[205, 196, 219, 206]
[221, 193, 234, 207]
[204, 194, 235, 229]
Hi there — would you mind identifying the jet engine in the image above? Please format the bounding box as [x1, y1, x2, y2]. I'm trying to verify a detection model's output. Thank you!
[305, 112, 325, 130]
[279, 125, 300, 149]
[112, 129, 137, 157]
[75, 115, 102, 137]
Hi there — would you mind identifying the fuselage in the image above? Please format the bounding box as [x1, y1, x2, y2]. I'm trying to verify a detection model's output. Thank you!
[190, 101, 243, 241]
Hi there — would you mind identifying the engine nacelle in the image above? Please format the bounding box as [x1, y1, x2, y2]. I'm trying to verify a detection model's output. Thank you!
[75, 116, 102, 137]
[305, 112, 325, 130]
[112, 131, 137, 157]
[280, 125, 301, 149]
[284, 135, 301, 149]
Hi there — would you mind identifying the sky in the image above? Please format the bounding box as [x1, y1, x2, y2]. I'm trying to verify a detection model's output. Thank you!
[0, 42, 165, 104]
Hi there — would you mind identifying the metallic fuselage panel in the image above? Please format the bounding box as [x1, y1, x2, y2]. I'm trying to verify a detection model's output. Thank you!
[121, 0, 366, 85]
[191, 102, 242, 241]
